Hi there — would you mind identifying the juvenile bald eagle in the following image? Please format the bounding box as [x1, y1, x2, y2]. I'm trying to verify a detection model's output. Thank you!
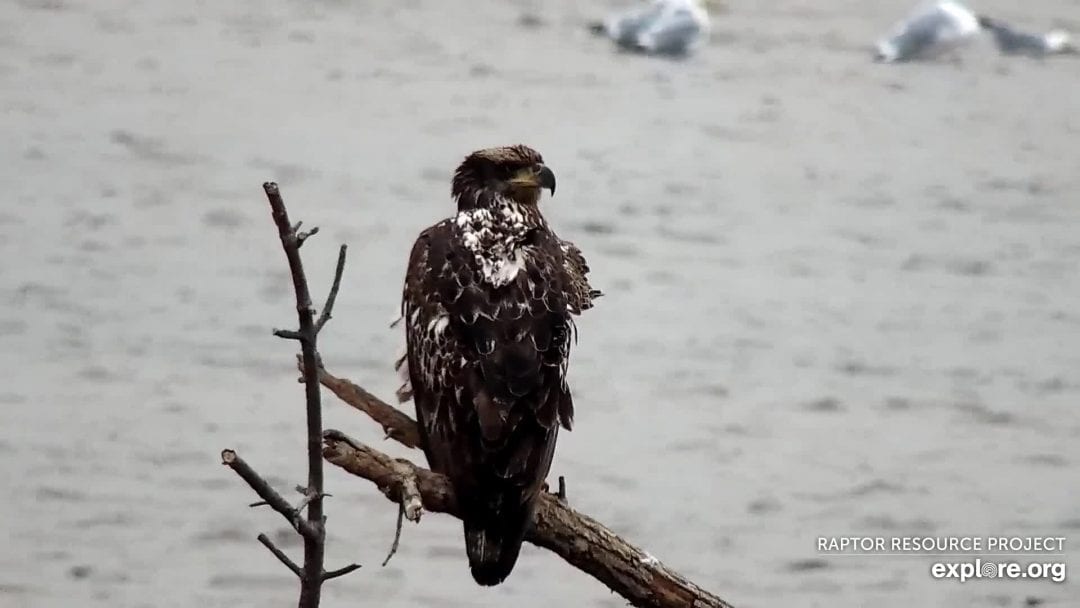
[397, 145, 599, 586]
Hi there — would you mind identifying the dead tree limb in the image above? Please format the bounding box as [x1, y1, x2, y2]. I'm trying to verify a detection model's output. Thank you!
[258, 533, 303, 578]
[221, 449, 318, 539]
[221, 183, 359, 608]
[313, 365, 421, 448]
[319, 385, 734, 608]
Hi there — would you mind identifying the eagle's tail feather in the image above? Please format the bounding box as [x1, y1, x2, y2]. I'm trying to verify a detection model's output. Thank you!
[463, 504, 531, 586]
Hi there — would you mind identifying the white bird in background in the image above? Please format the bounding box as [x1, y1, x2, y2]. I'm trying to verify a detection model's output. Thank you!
[874, 0, 980, 63]
[976, 16, 1078, 58]
[588, 0, 712, 57]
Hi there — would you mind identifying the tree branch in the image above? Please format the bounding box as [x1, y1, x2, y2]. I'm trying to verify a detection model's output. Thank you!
[220, 449, 318, 539]
[220, 183, 359, 608]
[264, 181, 332, 605]
[258, 533, 303, 579]
[321, 419, 733, 608]
[315, 245, 347, 335]
[323, 563, 363, 581]
[309, 363, 421, 449]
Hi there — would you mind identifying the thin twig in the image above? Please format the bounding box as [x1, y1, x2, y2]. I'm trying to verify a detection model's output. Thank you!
[295, 490, 322, 516]
[274, 329, 304, 340]
[557, 475, 568, 504]
[314, 245, 348, 335]
[323, 563, 362, 581]
[296, 225, 320, 247]
[258, 533, 303, 579]
[381, 502, 406, 567]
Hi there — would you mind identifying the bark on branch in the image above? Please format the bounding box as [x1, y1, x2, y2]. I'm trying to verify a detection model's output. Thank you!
[319, 380, 734, 608]
[315, 365, 421, 448]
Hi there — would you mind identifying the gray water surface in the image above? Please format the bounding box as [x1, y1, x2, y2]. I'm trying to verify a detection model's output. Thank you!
[1, 1, 1078, 607]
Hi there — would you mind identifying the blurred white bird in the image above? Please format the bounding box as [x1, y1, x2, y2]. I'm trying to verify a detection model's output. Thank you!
[874, 0, 980, 63]
[977, 16, 1078, 57]
[588, 0, 711, 57]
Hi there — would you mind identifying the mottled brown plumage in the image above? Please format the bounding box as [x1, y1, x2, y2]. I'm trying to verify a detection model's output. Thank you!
[397, 145, 599, 585]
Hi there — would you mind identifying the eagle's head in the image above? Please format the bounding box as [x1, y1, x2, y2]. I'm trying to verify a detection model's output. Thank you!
[451, 145, 556, 211]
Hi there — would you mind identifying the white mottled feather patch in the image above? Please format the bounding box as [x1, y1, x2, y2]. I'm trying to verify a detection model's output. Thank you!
[455, 198, 536, 288]
[491, 249, 526, 286]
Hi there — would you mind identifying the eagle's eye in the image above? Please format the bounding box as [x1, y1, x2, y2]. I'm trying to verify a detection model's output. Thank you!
[503, 163, 530, 179]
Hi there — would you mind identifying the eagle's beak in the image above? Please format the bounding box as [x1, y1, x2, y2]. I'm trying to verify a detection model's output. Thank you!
[537, 165, 556, 196]
[509, 164, 556, 196]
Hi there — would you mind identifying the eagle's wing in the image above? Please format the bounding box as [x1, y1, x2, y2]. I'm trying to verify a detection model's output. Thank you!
[401, 219, 464, 469]
[560, 237, 602, 315]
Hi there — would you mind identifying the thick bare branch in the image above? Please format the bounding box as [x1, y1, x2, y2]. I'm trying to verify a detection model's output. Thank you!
[311, 365, 422, 448]
[322, 430, 733, 608]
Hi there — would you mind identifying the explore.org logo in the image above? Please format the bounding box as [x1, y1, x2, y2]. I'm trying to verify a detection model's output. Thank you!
[930, 558, 1066, 583]
[815, 536, 1068, 584]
